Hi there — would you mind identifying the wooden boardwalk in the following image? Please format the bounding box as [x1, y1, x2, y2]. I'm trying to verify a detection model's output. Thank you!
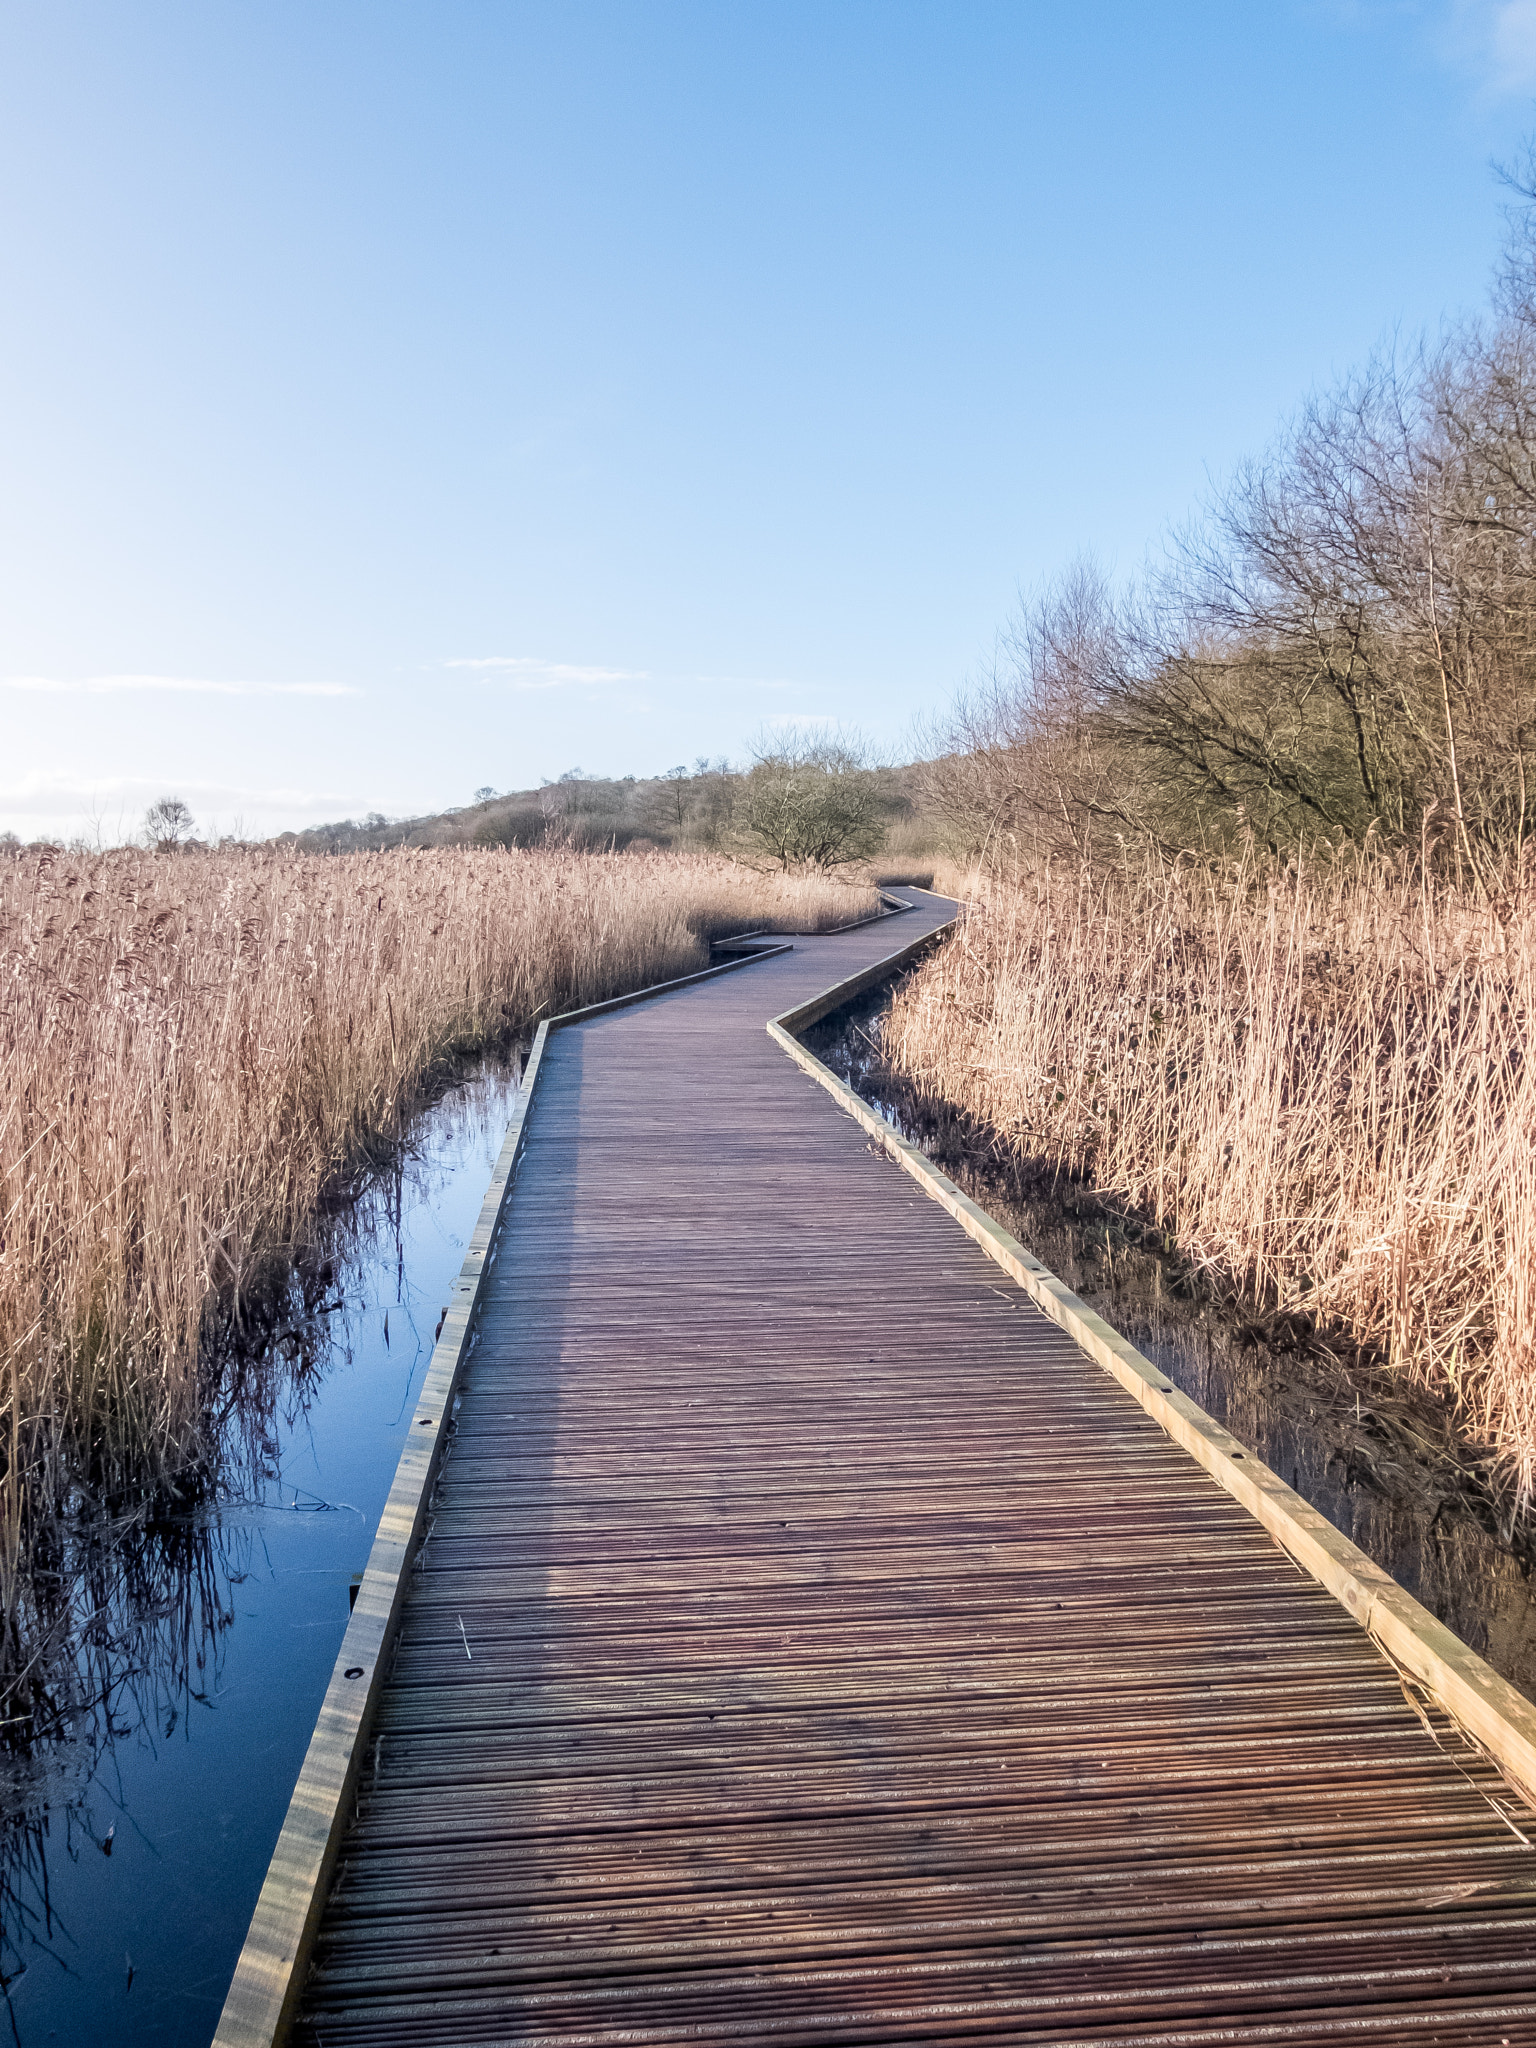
[278, 902, 1536, 2045]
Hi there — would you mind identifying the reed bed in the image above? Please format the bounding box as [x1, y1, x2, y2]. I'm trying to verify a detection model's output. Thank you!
[0, 844, 874, 1666]
[885, 850, 1536, 1504]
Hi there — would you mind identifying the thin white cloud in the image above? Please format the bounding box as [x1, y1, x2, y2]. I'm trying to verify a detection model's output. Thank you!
[447, 656, 648, 688]
[0, 770, 362, 818]
[1489, 0, 1536, 84]
[3, 673, 360, 698]
[764, 712, 839, 730]
[690, 673, 800, 690]
[447, 657, 809, 696]
[1443, 0, 1536, 91]
[0, 772, 371, 848]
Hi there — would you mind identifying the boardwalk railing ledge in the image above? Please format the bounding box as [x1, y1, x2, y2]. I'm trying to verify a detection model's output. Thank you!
[211, 932, 809, 2048]
[768, 924, 1536, 1819]
[708, 885, 912, 959]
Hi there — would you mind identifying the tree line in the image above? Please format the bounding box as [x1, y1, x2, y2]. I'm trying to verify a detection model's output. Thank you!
[924, 153, 1536, 892]
[281, 730, 920, 871]
[3, 737, 933, 873]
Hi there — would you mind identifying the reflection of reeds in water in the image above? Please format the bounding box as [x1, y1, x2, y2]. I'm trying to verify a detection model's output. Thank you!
[884, 848, 1536, 1509]
[0, 1222, 346, 1969]
[0, 1479, 248, 1996]
[0, 1071, 511, 1998]
[0, 844, 874, 1681]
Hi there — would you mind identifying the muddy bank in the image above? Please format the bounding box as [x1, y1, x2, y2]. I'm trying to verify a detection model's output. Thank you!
[805, 991, 1536, 1707]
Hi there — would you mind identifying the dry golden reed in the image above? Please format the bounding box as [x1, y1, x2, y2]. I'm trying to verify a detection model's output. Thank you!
[886, 849, 1536, 1502]
[0, 843, 874, 1640]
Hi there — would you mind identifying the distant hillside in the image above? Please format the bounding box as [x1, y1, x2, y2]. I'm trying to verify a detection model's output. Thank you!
[279, 759, 938, 865]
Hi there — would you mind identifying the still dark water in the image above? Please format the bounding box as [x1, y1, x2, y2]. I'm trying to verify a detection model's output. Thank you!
[6, 1066, 520, 2048]
[805, 991, 1536, 1710]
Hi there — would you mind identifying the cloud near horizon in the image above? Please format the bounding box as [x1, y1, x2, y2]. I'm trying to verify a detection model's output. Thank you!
[0, 768, 365, 834]
[3, 673, 361, 697]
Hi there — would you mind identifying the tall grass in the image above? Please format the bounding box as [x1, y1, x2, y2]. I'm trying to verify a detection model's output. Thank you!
[0, 844, 875, 1666]
[885, 849, 1536, 1504]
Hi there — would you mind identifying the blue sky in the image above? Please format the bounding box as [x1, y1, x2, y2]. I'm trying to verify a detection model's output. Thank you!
[4, 1, 1536, 840]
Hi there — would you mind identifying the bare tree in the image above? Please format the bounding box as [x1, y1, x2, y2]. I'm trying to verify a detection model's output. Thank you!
[919, 147, 1536, 878]
[1164, 330, 1536, 878]
[685, 757, 736, 847]
[144, 796, 196, 852]
[918, 561, 1157, 865]
[940, 315, 1536, 875]
[740, 730, 887, 869]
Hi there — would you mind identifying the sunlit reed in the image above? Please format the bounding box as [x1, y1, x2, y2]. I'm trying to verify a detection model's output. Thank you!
[886, 849, 1536, 1508]
[0, 843, 874, 1660]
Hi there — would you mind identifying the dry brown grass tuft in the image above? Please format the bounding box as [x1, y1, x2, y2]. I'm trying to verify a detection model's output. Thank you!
[886, 849, 1536, 1504]
[925, 856, 986, 902]
[0, 844, 874, 1656]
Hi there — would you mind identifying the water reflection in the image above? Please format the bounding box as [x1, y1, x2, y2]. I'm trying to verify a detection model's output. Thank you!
[805, 994, 1536, 1708]
[1, 1061, 520, 2047]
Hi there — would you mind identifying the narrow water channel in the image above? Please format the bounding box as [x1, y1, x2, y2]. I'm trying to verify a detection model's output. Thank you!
[805, 987, 1536, 1711]
[4, 1063, 521, 2048]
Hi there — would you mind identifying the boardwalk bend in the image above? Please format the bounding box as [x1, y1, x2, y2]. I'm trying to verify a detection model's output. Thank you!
[217, 892, 1536, 2046]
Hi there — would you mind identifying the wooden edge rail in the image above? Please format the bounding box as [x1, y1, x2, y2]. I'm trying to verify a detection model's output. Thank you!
[767, 937, 1536, 1821]
[709, 888, 910, 954]
[212, 938, 804, 2048]
[540, 943, 792, 1028]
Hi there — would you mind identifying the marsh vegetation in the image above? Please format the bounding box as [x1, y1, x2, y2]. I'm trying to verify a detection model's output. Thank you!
[885, 855, 1536, 1510]
[0, 844, 876, 1714]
